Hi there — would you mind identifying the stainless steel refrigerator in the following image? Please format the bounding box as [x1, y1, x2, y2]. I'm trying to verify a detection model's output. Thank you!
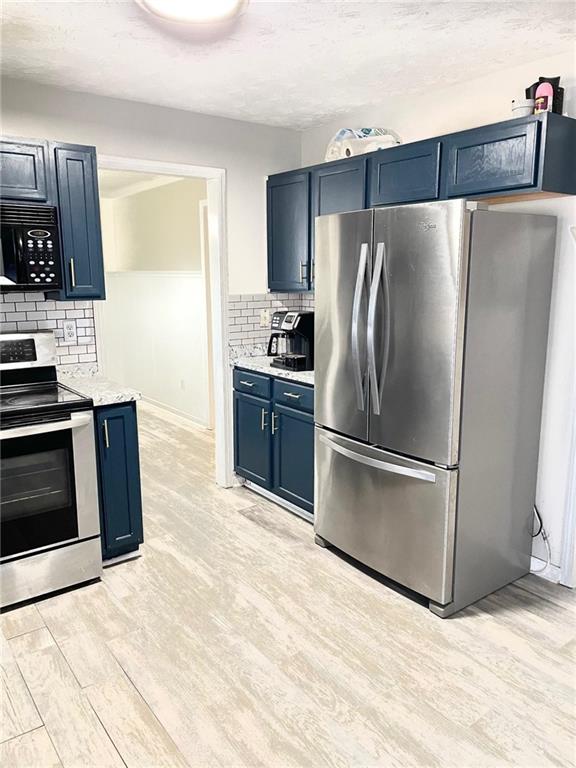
[314, 200, 556, 616]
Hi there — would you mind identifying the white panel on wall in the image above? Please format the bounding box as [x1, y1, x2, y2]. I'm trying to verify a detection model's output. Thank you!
[97, 271, 211, 426]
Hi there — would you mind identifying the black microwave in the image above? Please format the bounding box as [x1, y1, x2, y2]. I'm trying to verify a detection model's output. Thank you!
[0, 203, 62, 291]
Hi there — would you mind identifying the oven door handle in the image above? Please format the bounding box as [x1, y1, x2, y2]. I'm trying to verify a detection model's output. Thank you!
[0, 411, 92, 440]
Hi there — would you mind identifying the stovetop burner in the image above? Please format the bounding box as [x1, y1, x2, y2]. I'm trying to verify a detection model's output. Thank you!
[0, 382, 93, 424]
[0, 331, 93, 425]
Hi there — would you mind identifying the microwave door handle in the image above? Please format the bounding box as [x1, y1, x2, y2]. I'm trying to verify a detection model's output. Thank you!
[0, 411, 92, 441]
[367, 242, 385, 415]
[351, 243, 369, 411]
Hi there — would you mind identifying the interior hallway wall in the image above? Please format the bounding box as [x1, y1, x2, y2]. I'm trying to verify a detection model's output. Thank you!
[97, 177, 211, 425]
[300, 48, 576, 576]
[103, 178, 207, 272]
[97, 272, 210, 425]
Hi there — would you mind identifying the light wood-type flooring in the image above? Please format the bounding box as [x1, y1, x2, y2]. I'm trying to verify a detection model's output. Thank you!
[1, 401, 575, 767]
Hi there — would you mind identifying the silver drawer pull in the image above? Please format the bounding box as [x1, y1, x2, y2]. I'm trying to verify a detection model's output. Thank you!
[284, 392, 301, 399]
[240, 380, 254, 387]
[260, 408, 268, 431]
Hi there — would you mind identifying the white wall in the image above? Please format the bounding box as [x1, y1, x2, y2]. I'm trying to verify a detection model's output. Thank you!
[1, 77, 301, 295]
[301, 51, 575, 164]
[97, 272, 211, 426]
[300, 49, 576, 575]
[103, 178, 207, 272]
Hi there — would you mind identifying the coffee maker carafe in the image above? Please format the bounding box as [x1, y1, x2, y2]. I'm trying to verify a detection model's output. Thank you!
[267, 311, 314, 371]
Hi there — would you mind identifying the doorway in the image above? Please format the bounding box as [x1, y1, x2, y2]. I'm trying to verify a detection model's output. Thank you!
[94, 156, 232, 486]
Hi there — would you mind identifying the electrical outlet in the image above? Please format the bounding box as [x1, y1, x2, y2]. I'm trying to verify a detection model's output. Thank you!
[260, 308, 270, 328]
[63, 320, 77, 345]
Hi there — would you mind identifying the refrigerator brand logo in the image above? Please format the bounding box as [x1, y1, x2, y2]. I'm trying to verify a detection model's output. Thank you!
[419, 221, 437, 231]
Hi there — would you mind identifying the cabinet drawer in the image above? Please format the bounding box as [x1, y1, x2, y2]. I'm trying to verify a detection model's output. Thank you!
[273, 380, 314, 412]
[368, 140, 441, 206]
[234, 368, 271, 399]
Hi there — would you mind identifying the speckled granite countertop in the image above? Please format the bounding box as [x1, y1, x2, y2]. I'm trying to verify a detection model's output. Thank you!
[234, 356, 314, 386]
[58, 371, 142, 407]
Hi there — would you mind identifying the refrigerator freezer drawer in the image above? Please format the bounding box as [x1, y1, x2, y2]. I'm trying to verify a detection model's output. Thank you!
[314, 427, 457, 604]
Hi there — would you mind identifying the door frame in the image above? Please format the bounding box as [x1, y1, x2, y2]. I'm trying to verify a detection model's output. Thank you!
[94, 155, 234, 487]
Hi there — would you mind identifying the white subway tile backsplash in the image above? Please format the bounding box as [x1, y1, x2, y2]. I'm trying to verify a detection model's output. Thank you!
[226, 292, 314, 359]
[0, 294, 98, 371]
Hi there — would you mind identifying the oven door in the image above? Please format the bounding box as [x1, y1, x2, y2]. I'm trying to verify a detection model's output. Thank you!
[0, 411, 100, 561]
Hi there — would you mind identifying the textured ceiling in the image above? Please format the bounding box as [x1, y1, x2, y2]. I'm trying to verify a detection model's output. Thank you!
[2, 1, 574, 129]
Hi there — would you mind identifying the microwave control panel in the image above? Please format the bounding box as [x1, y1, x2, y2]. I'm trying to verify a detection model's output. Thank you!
[21, 227, 62, 287]
[0, 338, 36, 365]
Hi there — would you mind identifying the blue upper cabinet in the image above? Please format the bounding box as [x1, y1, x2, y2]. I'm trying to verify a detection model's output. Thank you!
[443, 118, 540, 197]
[267, 170, 311, 291]
[368, 140, 441, 206]
[311, 157, 367, 217]
[310, 157, 367, 284]
[0, 139, 50, 202]
[52, 143, 106, 299]
[95, 402, 144, 560]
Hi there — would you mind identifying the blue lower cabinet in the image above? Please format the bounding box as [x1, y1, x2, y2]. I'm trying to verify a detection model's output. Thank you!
[272, 404, 314, 514]
[234, 391, 273, 489]
[95, 402, 144, 560]
[233, 372, 315, 514]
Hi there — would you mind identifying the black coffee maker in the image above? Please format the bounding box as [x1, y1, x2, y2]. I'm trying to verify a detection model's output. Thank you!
[267, 311, 314, 371]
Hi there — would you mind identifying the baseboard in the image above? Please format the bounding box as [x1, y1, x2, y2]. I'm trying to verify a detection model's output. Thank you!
[530, 556, 562, 584]
[242, 479, 314, 524]
[142, 396, 211, 428]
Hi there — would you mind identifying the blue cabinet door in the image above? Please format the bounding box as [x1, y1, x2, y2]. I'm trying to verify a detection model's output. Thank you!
[311, 157, 366, 284]
[53, 144, 106, 299]
[272, 403, 314, 514]
[267, 171, 310, 291]
[444, 119, 540, 197]
[95, 403, 144, 560]
[311, 157, 367, 218]
[0, 139, 50, 202]
[367, 140, 441, 206]
[234, 391, 272, 488]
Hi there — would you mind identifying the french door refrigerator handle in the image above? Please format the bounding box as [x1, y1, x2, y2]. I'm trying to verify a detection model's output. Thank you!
[351, 243, 369, 410]
[319, 433, 437, 483]
[381, 240, 391, 398]
[367, 242, 385, 415]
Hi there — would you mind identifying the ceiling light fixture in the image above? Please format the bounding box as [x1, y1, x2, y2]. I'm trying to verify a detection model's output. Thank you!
[136, 0, 248, 24]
